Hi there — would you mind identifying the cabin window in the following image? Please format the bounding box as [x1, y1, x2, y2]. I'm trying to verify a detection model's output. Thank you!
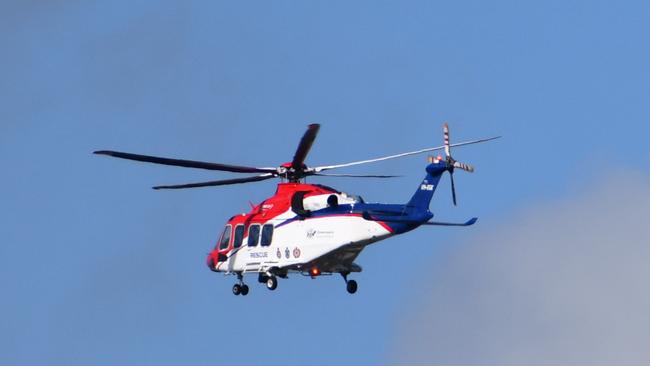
[261, 224, 274, 246]
[233, 224, 245, 249]
[247, 224, 260, 247]
[218, 225, 232, 250]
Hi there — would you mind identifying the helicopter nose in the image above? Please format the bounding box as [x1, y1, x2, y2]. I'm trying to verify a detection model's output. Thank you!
[206, 254, 216, 271]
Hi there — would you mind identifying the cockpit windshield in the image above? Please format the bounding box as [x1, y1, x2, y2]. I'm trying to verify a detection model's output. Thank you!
[217, 225, 232, 250]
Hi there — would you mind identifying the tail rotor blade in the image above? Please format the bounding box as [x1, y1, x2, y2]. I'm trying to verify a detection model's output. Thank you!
[453, 161, 475, 173]
[443, 122, 451, 158]
[450, 171, 457, 206]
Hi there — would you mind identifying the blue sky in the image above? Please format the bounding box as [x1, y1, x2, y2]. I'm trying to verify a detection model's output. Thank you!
[2, 1, 649, 365]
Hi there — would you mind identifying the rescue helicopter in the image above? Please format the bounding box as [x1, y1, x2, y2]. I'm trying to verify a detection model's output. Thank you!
[94, 123, 498, 295]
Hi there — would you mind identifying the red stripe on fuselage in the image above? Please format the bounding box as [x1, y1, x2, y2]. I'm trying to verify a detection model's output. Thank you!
[375, 220, 394, 233]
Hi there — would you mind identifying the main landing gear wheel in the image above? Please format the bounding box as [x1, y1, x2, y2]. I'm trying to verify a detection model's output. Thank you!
[346, 280, 358, 294]
[266, 276, 278, 291]
[341, 272, 358, 294]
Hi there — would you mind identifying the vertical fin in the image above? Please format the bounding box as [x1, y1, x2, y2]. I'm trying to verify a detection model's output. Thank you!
[406, 162, 447, 211]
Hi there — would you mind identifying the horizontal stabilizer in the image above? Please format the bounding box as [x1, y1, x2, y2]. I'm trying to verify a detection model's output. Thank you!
[422, 217, 477, 227]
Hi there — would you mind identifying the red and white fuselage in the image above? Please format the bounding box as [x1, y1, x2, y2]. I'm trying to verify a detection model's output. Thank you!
[207, 183, 394, 276]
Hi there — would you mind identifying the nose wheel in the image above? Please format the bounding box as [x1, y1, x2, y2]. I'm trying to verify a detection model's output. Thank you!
[232, 273, 249, 296]
[341, 272, 358, 294]
[232, 283, 249, 296]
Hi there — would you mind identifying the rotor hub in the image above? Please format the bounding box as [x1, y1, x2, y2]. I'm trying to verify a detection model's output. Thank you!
[278, 162, 310, 181]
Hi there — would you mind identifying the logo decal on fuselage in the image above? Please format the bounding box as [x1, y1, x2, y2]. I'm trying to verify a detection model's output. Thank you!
[284, 247, 290, 259]
[276, 248, 281, 259]
[293, 247, 301, 258]
[306, 229, 334, 239]
[420, 184, 434, 191]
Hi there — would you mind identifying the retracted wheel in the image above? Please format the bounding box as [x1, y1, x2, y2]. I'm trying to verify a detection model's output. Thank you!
[266, 276, 278, 291]
[232, 283, 242, 296]
[241, 284, 249, 296]
[346, 280, 357, 294]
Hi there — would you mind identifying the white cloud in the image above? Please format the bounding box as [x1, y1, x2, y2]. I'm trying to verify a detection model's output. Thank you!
[389, 174, 650, 366]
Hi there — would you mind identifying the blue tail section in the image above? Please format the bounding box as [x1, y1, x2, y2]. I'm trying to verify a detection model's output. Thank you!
[406, 161, 448, 211]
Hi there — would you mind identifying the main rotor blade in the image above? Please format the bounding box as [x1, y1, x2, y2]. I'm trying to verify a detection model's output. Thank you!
[312, 173, 401, 178]
[313, 136, 500, 172]
[94, 150, 275, 174]
[152, 174, 275, 190]
[292, 124, 320, 171]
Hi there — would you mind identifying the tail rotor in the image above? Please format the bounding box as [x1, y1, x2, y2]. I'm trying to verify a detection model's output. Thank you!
[442, 122, 474, 206]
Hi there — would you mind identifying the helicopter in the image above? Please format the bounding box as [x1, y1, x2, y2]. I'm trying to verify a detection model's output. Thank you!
[94, 123, 498, 295]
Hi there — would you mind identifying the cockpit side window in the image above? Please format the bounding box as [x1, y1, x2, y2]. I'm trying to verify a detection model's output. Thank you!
[233, 224, 245, 249]
[247, 224, 260, 247]
[261, 224, 274, 246]
[218, 225, 232, 250]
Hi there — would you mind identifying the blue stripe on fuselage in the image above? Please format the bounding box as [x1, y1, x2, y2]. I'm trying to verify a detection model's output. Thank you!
[275, 203, 432, 235]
